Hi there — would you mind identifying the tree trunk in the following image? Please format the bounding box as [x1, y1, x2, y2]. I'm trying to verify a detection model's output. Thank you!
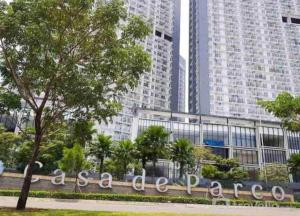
[142, 158, 146, 169]
[123, 164, 127, 181]
[16, 112, 43, 210]
[99, 157, 104, 179]
[152, 160, 156, 178]
[179, 162, 184, 179]
[74, 175, 78, 193]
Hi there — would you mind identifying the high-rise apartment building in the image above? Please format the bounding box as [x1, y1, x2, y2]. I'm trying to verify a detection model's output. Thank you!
[178, 56, 186, 113]
[189, 0, 300, 121]
[98, 0, 181, 140]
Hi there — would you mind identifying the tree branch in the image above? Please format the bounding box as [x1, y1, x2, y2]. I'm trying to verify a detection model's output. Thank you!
[0, 39, 38, 111]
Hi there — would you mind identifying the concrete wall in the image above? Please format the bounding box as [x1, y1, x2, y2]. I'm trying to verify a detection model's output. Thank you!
[0, 173, 294, 202]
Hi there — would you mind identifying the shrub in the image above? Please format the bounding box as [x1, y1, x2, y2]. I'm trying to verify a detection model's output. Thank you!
[0, 189, 298, 208]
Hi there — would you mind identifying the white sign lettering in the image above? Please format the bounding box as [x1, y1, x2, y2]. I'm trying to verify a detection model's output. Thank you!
[99, 172, 112, 189]
[251, 184, 263, 200]
[24, 161, 43, 183]
[132, 169, 146, 191]
[186, 174, 199, 195]
[156, 177, 169, 193]
[51, 169, 65, 185]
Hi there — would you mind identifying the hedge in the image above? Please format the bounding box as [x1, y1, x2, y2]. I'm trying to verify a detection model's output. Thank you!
[0, 189, 299, 208]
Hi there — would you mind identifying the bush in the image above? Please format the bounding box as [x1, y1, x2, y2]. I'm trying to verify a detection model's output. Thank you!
[0, 189, 298, 208]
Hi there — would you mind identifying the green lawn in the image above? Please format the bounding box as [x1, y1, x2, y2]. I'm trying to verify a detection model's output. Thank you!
[0, 209, 227, 216]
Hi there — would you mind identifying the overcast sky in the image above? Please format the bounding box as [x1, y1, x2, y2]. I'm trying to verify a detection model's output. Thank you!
[180, 0, 189, 111]
[180, 0, 189, 63]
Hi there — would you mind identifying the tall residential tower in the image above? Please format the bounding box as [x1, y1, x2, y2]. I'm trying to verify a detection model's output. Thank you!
[189, 0, 300, 121]
[98, 0, 181, 140]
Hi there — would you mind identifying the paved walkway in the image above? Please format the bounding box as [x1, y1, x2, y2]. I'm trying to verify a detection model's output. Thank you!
[1, 196, 300, 216]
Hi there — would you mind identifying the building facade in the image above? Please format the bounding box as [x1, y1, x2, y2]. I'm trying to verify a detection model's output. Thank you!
[131, 109, 300, 180]
[189, 0, 300, 121]
[177, 56, 186, 113]
[98, 0, 181, 140]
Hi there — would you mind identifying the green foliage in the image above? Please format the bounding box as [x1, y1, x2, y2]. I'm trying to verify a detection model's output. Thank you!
[0, 88, 21, 114]
[215, 157, 239, 172]
[288, 153, 300, 174]
[16, 123, 69, 173]
[202, 164, 219, 179]
[0, 190, 299, 208]
[136, 126, 169, 175]
[202, 158, 248, 181]
[260, 164, 289, 183]
[0, 0, 151, 123]
[193, 146, 216, 162]
[70, 120, 96, 147]
[258, 92, 300, 131]
[88, 133, 113, 174]
[170, 138, 195, 178]
[59, 144, 89, 176]
[0, 125, 21, 167]
[111, 139, 136, 179]
[193, 147, 216, 175]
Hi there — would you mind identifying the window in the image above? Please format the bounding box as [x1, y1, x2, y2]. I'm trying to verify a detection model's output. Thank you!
[261, 127, 284, 148]
[288, 131, 300, 154]
[282, 16, 288, 23]
[209, 147, 229, 159]
[263, 149, 286, 164]
[233, 149, 258, 164]
[291, 17, 300, 24]
[232, 126, 256, 148]
[164, 34, 172, 42]
[155, 30, 162, 37]
[203, 124, 229, 146]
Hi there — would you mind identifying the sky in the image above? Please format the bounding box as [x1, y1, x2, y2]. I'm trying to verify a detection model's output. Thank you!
[180, 0, 189, 64]
[180, 0, 189, 111]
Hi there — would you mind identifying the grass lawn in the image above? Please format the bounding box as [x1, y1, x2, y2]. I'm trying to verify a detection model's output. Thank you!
[0, 209, 228, 216]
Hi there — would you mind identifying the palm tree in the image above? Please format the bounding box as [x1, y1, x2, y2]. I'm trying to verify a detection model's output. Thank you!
[71, 119, 97, 148]
[288, 153, 300, 182]
[112, 140, 135, 179]
[171, 138, 195, 178]
[88, 134, 112, 175]
[136, 126, 169, 177]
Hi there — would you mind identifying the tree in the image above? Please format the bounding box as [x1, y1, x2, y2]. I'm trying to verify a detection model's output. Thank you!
[170, 138, 195, 178]
[0, 0, 151, 209]
[258, 92, 300, 131]
[193, 146, 216, 175]
[59, 144, 90, 192]
[70, 119, 96, 148]
[88, 133, 112, 175]
[202, 157, 248, 181]
[260, 164, 289, 183]
[136, 126, 169, 177]
[0, 125, 21, 167]
[112, 139, 135, 179]
[288, 153, 300, 182]
[16, 123, 69, 174]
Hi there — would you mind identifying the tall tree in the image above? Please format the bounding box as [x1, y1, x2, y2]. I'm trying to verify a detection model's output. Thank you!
[170, 138, 194, 178]
[59, 144, 90, 192]
[136, 126, 169, 177]
[112, 139, 135, 179]
[258, 92, 300, 131]
[88, 133, 112, 175]
[0, 0, 151, 209]
[70, 119, 96, 148]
